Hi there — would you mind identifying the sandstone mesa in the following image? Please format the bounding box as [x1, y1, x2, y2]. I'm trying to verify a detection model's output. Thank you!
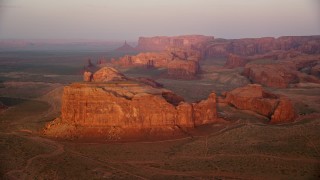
[44, 67, 218, 140]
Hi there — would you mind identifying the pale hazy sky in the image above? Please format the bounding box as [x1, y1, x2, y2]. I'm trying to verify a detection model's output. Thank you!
[0, 0, 319, 41]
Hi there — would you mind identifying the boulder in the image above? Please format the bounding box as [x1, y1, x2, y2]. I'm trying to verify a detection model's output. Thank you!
[271, 98, 296, 123]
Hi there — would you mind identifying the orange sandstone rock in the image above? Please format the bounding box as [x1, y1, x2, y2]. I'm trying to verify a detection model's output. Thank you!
[93, 67, 128, 82]
[45, 67, 218, 139]
[271, 98, 296, 123]
[224, 84, 296, 123]
[83, 71, 93, 82]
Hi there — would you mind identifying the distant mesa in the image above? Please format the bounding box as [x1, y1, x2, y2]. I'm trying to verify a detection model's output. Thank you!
[221, 84, 296, 123]
[113, 47, 202, 79]
[206, 36, 320, 58]
[44, 66, 218, 140]
[114, 41, 137, 52]
[243, 54, 320, 88]
[136, 35, 214, 51]
[134, 35, 320, 58]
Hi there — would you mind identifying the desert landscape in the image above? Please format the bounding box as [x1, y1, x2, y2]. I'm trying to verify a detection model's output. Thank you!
[1, 0, 320, 179]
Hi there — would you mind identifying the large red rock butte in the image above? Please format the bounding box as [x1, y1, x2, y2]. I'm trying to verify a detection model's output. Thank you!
[44, 67, 218, 140]
[222, 84, 296, 123]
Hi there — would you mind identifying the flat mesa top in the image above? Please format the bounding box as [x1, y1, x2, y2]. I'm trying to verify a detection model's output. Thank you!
[68, 81, 170, 97]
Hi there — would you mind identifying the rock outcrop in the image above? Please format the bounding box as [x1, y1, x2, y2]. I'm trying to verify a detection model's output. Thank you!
[271, 98, 296, 124]
[45, 67, 218, 140]
[243, 55, 320, 88]
[223, 84, 296, 123]
[167, 60, 200, 79]
[92, 67, 128, 82]
[224, 54, 248, 68]
[243, 63, 298, 88]
[136, 35, 214, 51]
[205, 36, 320, 58]
[114, 47, 202, 79]
[83, 71, 93, 82]
[114, 41, 136, 52]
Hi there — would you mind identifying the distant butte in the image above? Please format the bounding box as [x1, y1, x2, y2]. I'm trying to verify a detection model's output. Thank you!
[114, 41, 136, 52]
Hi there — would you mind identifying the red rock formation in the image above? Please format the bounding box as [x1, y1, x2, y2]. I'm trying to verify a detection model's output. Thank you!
[193, 93, 217, 126]
[45, 67, 218, 139]
[135, 77, 163, 88]
[243, 63, 298, 88]
[243, 55, 320, 88]
[205, 36, 320, 58]
[167, 60, 200, 79]
[136, 35, 214, 51]
[114, 47, 202, 79]
[44, 83, 218, 139]
[92, 67, 128, 82]
[271, 98, 296, 123]
[83, 71, 93, 82]
[224, 54, 248, 68]
[115, 52, 170, 68]
[223, 84, 296, 123]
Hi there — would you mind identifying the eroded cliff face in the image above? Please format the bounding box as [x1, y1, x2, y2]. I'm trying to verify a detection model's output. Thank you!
[136, 35, 214, 51]
[223, 84, 296, 123]
[114, 47, 201, 79]
[243, 55, 320, 88]
[44, 68, 218, 139]
[205, 36, 320, 57]
[167, 60, 200, 79]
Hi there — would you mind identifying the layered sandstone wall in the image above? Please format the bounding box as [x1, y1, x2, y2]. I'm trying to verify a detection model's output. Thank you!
[243, 55, 320, 88]
[205, 36, 320, 57]
[59, 83, 217, 129]
[136, 35, 214, 51]
[45, 67, 218, 139]
[167, 60, 200, 79]
[114, 47, 202, 79]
